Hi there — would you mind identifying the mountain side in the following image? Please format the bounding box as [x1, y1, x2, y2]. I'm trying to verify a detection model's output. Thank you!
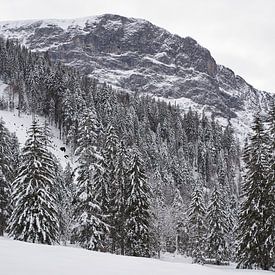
[0, 14, 272, 125]
[0, 81, 70, 167]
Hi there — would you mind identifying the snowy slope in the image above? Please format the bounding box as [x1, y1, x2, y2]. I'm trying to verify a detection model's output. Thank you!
[0, 81, 72, 168]
[0, 238, 270, 275]
[152, 95, 253, 143]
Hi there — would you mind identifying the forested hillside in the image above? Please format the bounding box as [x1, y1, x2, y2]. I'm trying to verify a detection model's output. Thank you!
[2, 36, 272, 268]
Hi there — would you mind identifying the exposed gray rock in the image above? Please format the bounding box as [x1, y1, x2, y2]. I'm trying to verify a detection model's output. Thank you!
[0, 14, 272, 121]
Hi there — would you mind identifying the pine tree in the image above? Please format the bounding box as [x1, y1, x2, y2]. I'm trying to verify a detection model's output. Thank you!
[237, 114, 274, 270]
[187, 182, 206, 264]
[53, 158, 69, 244]
[171, 187, 185, 255]
[60, 162, 75, 243]
[0, 119, 14, 181]
[205, 185, 229, 264]
[112, 141, 129, 254]
[0, 168, 10, 236]
[72, 108, 109, 251]
[8, 120, 59, 244]
[42, 120, 53, 147]
[99, 123, 119, 216]
[263, 102, 275, 267]
[0, 119, 14, 236]
[217, 158, 237, 260]
[125, 151, 151, 257]
[92, 126, 118, 252]
[149, 169, 164, 257]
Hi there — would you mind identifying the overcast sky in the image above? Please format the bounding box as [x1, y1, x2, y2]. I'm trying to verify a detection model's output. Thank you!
[1, 0, 274, 92]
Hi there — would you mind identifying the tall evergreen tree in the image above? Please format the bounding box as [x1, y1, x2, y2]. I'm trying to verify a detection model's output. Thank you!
[149, 169, 165, 257]
[125, 151, 151, 257]
[205, 185, 229, 264]
[72, 108, 109, 250]
[0, 119, 15, 236]
[112, 141, 129, 254]
[8, 120, 59, 244]
[60, 162, 75, 243]
[187, 182, 206, 264]
[0, 168, 10, 236]
[99, 123, 119, 216]
[237, 114, 274, 270]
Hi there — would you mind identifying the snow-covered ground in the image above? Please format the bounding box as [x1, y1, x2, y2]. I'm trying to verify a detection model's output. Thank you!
[151, 94, 252, 144]
[0, 81, 72, 168]
[0, 238, 270, 275]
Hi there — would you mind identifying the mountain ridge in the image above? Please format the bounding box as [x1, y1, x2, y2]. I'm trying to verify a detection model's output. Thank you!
[0, 13, 272, 133]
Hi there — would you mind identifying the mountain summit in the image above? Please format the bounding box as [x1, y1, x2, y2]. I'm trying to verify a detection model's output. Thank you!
[0, 14, 272, 131]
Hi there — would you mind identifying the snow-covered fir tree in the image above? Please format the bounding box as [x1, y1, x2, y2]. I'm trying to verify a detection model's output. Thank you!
[53, 157, 70, 243]
[187, 181, 206, 263]
[72, 108, 109, 251]
[8, 120, 59, 244]
[149, 169, 164, 257]
[0, 119, 17, 236]
[59, 162, 75, 243]
[205, 185, 229, 264]
[0, 168, 10, 236]
[237, 114, 274, 270]
[111, 140, 129, 254]
[171, 187, 185, 255]
[125, 150, 151, 257]
[92, 125, 119, 252]
[216, 158, 237, 260]
[97, 123, 119, 217]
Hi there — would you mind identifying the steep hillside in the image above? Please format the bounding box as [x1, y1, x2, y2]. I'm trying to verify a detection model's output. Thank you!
[0, 14, 272, 126]
[0, 80, 71, 167]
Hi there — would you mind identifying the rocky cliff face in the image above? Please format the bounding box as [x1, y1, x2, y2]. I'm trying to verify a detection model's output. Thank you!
[0, 14, 272, 130]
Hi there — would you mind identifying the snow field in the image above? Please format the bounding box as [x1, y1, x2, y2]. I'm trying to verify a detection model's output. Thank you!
[0, 238, 270, 275]
[0, 108, 72, 168]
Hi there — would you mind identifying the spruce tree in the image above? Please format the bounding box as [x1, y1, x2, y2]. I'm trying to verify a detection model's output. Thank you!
[93, 126, 117, 252]
[171, 188, 185, 255]
[8, 120, 59, 244]
[0, 168, 10, 236]
[72, 108, 109, 250]
[0, 119, 15, 236]
[98, 123, 119, 216]
[112, 141, 129, 254]
[187, 182, 206, 264]
[149, 169, 165, 257]
[237, 114, 274, 270]
[205, 185, 229, 264]
[60, 162, 75, 243]
[125, 151, 151, 257]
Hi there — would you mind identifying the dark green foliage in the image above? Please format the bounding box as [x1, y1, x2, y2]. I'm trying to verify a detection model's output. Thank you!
[187, 182, 206, 263]
[125, 151, 151, 257]
[72, 108, 109, 251]
[0, 37, 243, 259]
[206, 185, 229, 264]
[237, 114, 274, 270]
[0, 119, 19, 236]
[8, 120, 59, 244]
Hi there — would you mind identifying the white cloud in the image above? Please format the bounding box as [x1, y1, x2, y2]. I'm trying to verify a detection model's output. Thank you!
[1, 0, 274, 92]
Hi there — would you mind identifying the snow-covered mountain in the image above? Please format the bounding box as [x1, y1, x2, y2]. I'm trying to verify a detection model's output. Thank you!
[0, 14, 272, 135]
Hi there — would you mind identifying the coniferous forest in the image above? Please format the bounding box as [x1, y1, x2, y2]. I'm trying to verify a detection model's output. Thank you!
[0, 37, 274, 270]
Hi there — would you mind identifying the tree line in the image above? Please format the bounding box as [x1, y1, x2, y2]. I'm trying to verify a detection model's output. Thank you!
[0, 37, 273, 270]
